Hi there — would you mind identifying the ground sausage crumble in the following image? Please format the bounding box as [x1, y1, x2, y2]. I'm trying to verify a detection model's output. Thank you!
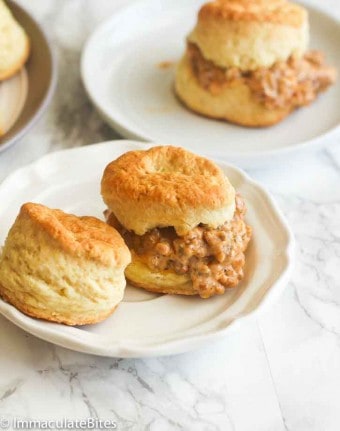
[187, 42, 336, 110]
[106, 195, 252, 298]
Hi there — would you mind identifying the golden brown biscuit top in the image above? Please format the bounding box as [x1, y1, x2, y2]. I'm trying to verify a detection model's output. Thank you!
[199, 0, 307, 27]
[101, 146, 234, 212]
[19, 203, 131, 268]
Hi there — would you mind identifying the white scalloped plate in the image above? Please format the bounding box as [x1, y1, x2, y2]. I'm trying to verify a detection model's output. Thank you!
[0, 140, 294, 357]
[81, 0, 340, 168]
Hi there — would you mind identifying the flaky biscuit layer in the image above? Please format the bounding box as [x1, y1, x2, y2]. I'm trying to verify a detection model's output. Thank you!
[188, 0, 309, 71]
[101, 146, 236, 236]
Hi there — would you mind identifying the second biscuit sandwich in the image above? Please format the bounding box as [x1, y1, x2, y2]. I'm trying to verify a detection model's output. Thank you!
[175, 0, 336, 127]
[101, 146, 251, 299]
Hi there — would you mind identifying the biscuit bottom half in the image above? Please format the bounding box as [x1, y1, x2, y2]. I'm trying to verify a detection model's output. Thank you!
[106, 195, 252, 299]
[175, 43, 336, 127]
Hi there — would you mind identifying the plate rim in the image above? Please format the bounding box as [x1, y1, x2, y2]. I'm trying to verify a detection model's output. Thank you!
[0, 140, 295, 357]
[0, 0, 57, 154]
[80, 0, 340, 164]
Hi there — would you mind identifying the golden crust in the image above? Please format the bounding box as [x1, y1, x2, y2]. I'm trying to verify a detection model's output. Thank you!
[0, 287, 118, 326]
[101, 146, 236, 236]
[21, 203, 130, 268]
[129, 280, 196, 296]
[0, 0, 30, 81]
[199, 0, 306, 27]
[125, 254, 196, 296]
[175, 54, 291, 127]
[0, 203, 131, 326]
[188, 0, 308, 70]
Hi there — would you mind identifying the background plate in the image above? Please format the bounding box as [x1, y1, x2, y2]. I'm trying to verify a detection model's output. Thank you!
[0, 140, 294, 357]
[0, 1, 56, 153]
[81, 0, 340, 167]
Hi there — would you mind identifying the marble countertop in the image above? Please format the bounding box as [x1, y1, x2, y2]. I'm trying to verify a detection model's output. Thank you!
[0, 0, 340, 430]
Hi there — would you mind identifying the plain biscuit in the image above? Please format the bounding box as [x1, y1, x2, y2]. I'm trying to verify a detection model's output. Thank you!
[0, 203, 131, 325]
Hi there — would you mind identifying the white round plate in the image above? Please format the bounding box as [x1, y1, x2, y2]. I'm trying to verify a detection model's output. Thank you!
[81, 0, 340, 168]
[0, 140, 294, 357]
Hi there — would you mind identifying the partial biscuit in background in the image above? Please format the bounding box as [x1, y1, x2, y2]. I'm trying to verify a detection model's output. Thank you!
[0, 0, 30, 81]
[0, 203, 131, 325]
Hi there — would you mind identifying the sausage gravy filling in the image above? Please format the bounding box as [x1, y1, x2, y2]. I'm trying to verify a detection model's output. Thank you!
[106, 195, 252, 298]
[187, 42, 336, 110]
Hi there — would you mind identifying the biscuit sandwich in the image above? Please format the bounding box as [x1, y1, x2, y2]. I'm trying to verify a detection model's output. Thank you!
[101, 146, 251, 299]
[175, 0, 336, 127]
[0, 203, 131, 325]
